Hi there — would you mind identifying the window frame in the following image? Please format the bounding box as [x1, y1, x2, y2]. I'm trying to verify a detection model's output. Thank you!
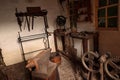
[95, 0, 119, 30]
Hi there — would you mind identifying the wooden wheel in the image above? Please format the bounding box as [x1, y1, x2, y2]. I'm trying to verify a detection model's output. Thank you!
[105, 57, 120, 80]
[82, 51, 100, 73]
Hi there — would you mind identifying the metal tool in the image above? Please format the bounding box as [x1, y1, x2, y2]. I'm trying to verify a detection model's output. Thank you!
[31, 16, 34, 30]
[15, 8, 23, 31]
[25, 16, 30, 31]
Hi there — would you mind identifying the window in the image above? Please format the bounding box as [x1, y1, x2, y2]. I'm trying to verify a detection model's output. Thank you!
[96, 0, 119, 30]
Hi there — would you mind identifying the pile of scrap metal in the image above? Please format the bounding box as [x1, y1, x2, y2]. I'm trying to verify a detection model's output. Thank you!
[61, 45, 120, 80]
[81, 51, 120, 80]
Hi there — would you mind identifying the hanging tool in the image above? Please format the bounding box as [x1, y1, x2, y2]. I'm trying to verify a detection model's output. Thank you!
[44, 15, 49, 29]
[59, 0, 66, 11]
[15, 7, 48, 32]
[56, 15, 66, 30]
[24, 14, 34, 31]
[26, 7, 41, 30]
[31, 16, 34, 30]
[25, 15, 30, 31]
[15, 8, 23, 31]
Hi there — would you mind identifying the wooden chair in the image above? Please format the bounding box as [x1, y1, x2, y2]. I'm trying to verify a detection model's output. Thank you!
[26, 49, 59, 80]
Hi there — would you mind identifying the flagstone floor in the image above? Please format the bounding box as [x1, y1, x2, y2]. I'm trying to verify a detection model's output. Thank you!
[58, 57, 83, 80]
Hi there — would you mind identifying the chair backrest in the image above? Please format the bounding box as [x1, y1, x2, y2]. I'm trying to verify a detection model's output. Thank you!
[32, 48, 51, 74]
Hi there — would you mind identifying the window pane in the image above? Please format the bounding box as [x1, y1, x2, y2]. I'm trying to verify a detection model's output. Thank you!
[108, 18, 117, 28]
[99, 0, 107, 7]
[98, 18, 106, 27]
[107, 6, 118, 16]
[98, 8, 105, 17]
[109, 0, 118, 5]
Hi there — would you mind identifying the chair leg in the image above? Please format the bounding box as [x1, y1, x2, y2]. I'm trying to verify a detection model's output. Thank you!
[49, 68, 60, 80]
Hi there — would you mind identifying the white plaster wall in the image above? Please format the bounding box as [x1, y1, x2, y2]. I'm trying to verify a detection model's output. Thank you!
[0, 0, 96, 65]
[0, 0, 60, 65]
